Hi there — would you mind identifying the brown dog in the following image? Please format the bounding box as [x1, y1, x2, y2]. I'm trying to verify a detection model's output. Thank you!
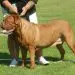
[1, 13, 75, 69]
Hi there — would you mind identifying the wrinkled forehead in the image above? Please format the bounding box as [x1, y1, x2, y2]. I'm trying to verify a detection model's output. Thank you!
[4, 15, 14, 23]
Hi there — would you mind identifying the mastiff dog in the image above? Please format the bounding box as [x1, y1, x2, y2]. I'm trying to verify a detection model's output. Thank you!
[1, 13, 75, 69]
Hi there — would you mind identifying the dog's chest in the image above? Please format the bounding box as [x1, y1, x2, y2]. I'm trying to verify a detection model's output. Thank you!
[17, 26, 39, 46]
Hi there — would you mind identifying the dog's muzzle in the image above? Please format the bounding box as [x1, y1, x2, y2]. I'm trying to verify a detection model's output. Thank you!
[0, 29, 14, 35]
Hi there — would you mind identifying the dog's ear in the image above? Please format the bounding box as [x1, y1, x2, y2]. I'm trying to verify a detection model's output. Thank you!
[11, 13, 20, 25]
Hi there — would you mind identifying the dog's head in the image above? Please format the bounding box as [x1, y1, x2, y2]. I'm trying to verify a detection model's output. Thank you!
[0, 13, 20, 34]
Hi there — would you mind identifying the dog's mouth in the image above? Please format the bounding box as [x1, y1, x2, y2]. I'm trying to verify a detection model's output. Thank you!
[0, 28, 14, 35]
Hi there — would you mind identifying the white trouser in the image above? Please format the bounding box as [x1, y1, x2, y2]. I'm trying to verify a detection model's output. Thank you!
[29, 12, 38, 24]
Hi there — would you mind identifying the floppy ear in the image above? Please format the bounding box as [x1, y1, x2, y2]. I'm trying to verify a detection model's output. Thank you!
[11, 13, 20, 24]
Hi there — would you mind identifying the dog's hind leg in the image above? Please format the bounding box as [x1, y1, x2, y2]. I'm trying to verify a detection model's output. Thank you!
[65, 38, 75, 54]
[56, 44, 65, 60]
[64, 29, 75, 54]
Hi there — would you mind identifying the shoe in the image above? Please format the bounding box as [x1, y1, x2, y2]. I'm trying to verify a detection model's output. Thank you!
[9, 58, 18, 67]
[38, 56, 49, 65]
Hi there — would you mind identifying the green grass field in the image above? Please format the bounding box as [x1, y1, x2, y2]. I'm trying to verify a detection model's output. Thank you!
[0, 0, 75, 75]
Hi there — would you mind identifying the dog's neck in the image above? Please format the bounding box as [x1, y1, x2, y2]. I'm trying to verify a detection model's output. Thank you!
[21, 18, 35, 26]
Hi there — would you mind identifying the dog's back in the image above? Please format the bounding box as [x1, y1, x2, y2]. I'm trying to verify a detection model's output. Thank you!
[29, 20, 72, 46]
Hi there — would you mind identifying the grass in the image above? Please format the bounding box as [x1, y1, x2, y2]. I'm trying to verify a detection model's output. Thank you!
[0, 0, 75, 75]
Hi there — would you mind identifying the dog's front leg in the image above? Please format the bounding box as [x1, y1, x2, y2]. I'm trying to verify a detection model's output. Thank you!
[21, 46, 27, 67]
[29, 45, 35, 69]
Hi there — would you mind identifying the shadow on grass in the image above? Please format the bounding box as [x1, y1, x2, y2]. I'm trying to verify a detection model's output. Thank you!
[0, 52, 75, 68]
[44, 56, 61, 62]
[44, 56, 75, 64]
[0, 52, 11, 66]
[0, 52, 61, 67]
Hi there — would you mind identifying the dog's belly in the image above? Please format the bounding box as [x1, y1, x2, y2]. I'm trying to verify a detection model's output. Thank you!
[36, 42, 52, 47]
[36, 34, 60, 47]
[36, 37, 55, 47]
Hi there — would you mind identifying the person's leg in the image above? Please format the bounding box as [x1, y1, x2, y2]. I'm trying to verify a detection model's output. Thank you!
[35, 48, 49, 64]
[8, 34, 19, 67]
[1, 3, 20, 67]
[28, 12, 49, 64]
